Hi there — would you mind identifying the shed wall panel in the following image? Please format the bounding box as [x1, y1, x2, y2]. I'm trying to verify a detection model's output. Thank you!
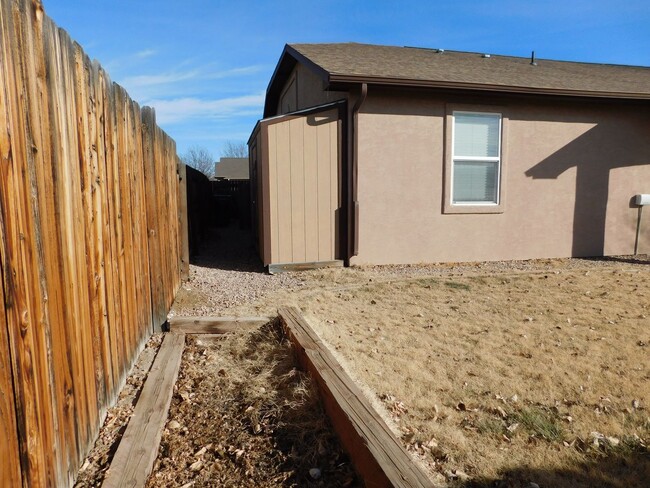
[289, 118, 306, 263]
[303, 121, 319, 259]
[263, 109, 341, 266]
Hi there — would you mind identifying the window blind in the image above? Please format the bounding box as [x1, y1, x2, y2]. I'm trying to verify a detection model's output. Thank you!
[452, 161, 498, 203]
[454, 113, 500, 158]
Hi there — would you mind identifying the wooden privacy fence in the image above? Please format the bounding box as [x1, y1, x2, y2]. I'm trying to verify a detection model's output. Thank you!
[0, 0, 188, 486]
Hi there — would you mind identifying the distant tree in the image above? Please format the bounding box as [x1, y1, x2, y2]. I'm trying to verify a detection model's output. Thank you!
[221, 141, 248, 158]
[182, 146, 215, 178]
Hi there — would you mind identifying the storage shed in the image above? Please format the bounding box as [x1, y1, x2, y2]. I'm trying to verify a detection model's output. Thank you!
[249, 102, 346, 272]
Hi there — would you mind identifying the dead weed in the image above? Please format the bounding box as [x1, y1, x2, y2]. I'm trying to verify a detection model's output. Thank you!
[146, 322, 358, 487]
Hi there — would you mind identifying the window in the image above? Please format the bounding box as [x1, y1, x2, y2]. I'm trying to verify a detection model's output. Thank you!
[451, 112, 501, 205]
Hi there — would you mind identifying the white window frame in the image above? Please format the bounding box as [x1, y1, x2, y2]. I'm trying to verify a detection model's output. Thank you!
[450, 111, 502, 206]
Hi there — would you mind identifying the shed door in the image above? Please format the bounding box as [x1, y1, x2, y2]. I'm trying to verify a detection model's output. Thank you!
[264, 108, 342, 265]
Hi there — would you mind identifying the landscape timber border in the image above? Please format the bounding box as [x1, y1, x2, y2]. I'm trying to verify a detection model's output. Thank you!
[168, 316, 271, 334]
[103, 333, 185, 488]
[279, 307, 437, 488]
[102, 312, 438, 487]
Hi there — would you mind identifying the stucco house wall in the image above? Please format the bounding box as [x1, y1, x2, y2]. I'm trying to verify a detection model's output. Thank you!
[352, 90, 650, 265]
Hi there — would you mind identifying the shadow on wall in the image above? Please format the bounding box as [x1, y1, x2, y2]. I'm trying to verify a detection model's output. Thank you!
[461, 448, 650, 488]
[525, 116, 650, 257]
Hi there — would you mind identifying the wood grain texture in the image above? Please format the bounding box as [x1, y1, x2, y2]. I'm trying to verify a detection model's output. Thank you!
[169, 316, 271, 334]
[279, 307, 437, 488]
[0, 1, 185, 485]
[0, 261, 21, 488]
[103, 332, 185, 488]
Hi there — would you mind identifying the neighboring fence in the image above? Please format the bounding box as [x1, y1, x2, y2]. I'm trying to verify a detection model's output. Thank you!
[186, 165, 214, 256]
[212, 179, 251, 228]
[0, 1, 188, 486]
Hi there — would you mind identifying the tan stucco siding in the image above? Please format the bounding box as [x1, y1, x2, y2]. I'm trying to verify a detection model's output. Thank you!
[277, 64, 347, 115]
[352, 92, 650, 265]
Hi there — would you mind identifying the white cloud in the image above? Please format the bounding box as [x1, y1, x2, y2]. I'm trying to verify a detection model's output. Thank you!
[147, 93, 265, 124]
[135, 49, 157, 59]
[122, 70, 200, 87]
[123, 64, 264, 87]
[205, 65, 265, 79]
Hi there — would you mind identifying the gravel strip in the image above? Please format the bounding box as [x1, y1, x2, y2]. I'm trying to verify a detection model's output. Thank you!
[171, 224, 648, 317]
[170, 226, 302, 316]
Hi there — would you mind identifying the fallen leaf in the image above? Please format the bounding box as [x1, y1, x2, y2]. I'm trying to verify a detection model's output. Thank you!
[507, 423, 519, 432]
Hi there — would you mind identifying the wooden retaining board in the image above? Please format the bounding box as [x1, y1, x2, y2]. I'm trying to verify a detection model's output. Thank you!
[279, 307, 436, 488]
[169, 316, 270, 334]
[103, 332, 185, 488]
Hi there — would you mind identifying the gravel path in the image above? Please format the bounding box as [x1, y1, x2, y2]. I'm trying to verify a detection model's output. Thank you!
[171, 224, 648, 318]
[169, 225, 302, 316]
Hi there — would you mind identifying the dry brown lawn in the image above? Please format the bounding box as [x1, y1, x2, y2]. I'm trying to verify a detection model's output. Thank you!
[232, 257, 650, 487]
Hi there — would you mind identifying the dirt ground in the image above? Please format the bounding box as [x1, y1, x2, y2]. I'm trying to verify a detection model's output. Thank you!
[77, 228, 649, 487]
[146, 324, 359, 488]
[224, 256, 650, 487]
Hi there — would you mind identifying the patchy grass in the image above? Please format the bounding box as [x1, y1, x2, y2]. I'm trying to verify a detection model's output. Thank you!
[513, 407, 564, 442]
[231, 257, 650, 487]
[445, 281, 471, 291]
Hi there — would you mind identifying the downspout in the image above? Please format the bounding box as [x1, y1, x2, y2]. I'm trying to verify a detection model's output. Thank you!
[347, 82, 367, 262]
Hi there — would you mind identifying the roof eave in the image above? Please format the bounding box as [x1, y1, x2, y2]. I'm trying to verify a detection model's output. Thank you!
[328, 74, 650, 101]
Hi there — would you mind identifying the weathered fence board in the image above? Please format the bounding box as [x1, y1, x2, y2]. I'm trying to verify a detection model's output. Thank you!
[0, 263, 22, 487]
[0, 0, 188, 485]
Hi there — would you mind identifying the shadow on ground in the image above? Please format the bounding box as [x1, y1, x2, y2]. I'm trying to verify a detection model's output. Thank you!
[582, 254, 650, 266]
[461, 448, 650, 488]
[190, 224, 265, 273]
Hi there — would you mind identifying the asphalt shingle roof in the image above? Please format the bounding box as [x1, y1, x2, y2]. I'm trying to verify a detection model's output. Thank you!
[288, 43, 650, 98]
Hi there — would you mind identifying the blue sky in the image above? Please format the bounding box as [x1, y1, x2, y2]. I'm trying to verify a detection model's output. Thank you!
[44, 0, 649, 161]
